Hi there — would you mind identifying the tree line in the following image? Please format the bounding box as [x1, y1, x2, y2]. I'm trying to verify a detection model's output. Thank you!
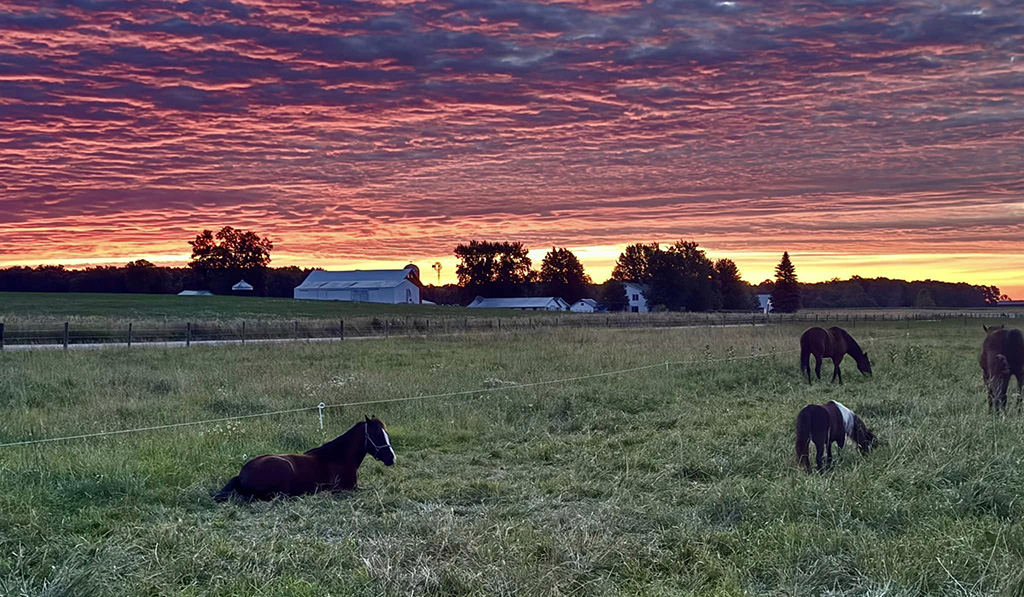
[0, 227, 1006, 311]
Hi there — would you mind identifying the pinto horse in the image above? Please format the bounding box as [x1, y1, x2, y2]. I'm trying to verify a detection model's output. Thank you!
[980, 325, 1024, 412]
[795, 400, 875, 473]
[214, 416, 395, 501]
[799, 326, 872, 384]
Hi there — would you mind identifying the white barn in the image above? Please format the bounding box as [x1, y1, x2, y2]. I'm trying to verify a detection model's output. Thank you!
[467, 296, 569, 311]
[294, 265, 422, 304]
[624, 282, 649, 313]
[570, 299, 598, 313]
[757, 293, 773, 314]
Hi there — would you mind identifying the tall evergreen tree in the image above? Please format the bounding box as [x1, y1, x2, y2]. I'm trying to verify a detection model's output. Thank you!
[770, 251, 801, 313]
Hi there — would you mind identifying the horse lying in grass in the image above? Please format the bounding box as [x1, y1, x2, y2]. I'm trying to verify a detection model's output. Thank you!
[799, 326, 872, 384]
[981, 325, 1024, 412]
[795, 400, 875, 473]
[214, 416, 395, 501]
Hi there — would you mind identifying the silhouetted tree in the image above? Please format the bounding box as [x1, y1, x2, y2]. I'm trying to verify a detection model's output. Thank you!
[611, 243, 659, 283]
[598, 279, 628, 312]
[715, 258, 756, 310]
[188, 226, 273, 294]
[538, 247, 592, 303]
[645, 240, 722, 312]
[454, 240, 533, 298]
[770, 252, 801, 313]
[266, 266, 310, 298]
[913, 288, 936, 308]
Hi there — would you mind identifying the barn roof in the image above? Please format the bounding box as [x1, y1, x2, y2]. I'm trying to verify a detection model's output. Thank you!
[574, 298, 598, 307]
[295, 265, 421, 291]
[467, 296, 567, 309]
[232, 279, 254, 291]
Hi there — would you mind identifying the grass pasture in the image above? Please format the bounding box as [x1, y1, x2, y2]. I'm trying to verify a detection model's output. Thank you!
[0, 292, 491, 324]
[2, 320, 1024, 596]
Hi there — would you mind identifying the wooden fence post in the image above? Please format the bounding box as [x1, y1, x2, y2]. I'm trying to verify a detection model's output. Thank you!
[0, 322, 4, 351]
[385, 320, 390, 338]
[63, 322, 69, 351]
[241, 321, 246, 344]
[340, 319, 345, 340]
[128, 322, 133, 348]
[187, 322, 192, 347]
[295, 320, 300, 341]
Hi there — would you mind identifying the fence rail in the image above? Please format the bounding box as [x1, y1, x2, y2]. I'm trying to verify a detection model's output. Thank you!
[0, 310, 1019, 350]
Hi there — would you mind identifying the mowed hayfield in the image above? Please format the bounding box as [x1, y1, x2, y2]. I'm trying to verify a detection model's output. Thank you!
[2, 320, 1024, 596]
[0, 292, 500, 323]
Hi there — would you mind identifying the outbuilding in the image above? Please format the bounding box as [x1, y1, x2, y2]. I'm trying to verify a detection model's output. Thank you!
[294, 265, 422, 304]
[569, 298, 598, 313]
[232, 279, 254, 292]
[466, 296, 570, 311]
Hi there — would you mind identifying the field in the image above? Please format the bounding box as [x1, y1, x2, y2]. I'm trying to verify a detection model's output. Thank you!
[0, 292, 488, 323]
[2, 319, 1024, 596]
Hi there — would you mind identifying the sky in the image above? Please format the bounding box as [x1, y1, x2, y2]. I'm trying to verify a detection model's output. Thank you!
[1, 0, 1023, 294]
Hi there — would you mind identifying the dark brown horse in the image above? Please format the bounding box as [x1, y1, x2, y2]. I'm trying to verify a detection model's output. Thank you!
[795, 400, 875, 473]
[980, 325, 1024, 412]
[799, 326, 872, 384]
[214, 416, 395, 501]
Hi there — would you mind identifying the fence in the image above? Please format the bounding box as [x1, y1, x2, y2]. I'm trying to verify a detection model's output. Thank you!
[0, 309, 1019, 351]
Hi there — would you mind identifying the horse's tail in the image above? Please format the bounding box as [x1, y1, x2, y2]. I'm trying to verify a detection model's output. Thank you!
[800, 344, 812, 383]
[795, 408, 812, 472]
[213, 476, 240, 502]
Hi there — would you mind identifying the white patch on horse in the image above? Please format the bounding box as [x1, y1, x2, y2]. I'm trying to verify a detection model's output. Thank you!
[832, 401, 855, 437]
[382, 428, 395, 461]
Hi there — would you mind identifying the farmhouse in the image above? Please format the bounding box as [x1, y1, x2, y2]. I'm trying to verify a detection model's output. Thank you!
[624, 282, 649, 313]
[758, 294, 773, 314]
[467, 296, 570, 311]
[294, 265, 422, 304]
[570, 298, 598, 313]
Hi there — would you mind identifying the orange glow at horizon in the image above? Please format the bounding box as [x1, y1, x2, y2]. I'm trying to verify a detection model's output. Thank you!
[3, 244, 1021, 299]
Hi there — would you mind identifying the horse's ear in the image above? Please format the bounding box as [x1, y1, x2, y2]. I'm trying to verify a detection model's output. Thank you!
[984, 325, 990, 333]
[365, 415, 371, 422]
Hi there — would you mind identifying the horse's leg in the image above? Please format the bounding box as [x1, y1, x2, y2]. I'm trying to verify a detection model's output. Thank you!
[826, 441, 834, 472]
[812, 430, 827, 473]
[814, 355, 822, 380]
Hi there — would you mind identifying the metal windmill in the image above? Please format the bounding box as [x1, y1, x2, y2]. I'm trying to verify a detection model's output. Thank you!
[431, 262, 442, 286]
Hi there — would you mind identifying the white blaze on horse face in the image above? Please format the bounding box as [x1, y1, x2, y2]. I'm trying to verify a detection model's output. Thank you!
[382, 427, 395, 462]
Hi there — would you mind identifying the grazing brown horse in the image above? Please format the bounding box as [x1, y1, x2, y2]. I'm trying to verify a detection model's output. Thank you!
[980, 325, 1024, 412]
[799, 326, 872, 384]
[214, 416, 395, 501]
[795, 400, 875, 473]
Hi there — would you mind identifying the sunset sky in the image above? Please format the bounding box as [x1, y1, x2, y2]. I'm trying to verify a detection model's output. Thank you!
[1, 1, 1022, 294]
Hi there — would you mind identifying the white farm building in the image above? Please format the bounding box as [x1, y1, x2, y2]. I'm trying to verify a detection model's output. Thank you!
[570, 299, 598, 313]
[294, 265, 422, 304]
[467, 296, 570, 311]
[624, 282, 649, 313]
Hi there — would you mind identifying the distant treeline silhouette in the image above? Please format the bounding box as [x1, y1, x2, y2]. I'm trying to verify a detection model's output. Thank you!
[755, 276, 1003, 309]
[0, 226, 1006, 310]
[0, 263, 310, 298]
[0, 265, 1001, 309]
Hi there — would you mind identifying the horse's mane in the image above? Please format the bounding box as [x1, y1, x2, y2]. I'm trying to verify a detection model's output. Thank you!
[835, 327, 865, 358]
[305, 421, 361, 460]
